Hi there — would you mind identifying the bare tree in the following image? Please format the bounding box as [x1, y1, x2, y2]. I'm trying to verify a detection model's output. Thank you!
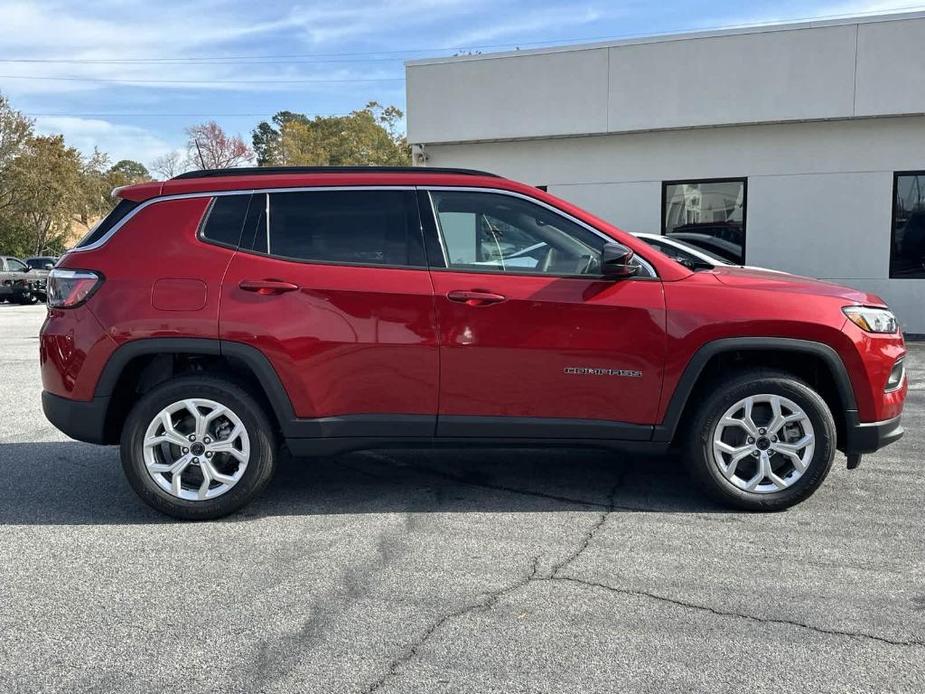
[149, 151, 186, 179]
[185, 121, 253, 170]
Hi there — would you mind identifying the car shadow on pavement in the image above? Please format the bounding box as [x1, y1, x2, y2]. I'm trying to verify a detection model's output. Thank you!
[0, 441, 725, 525]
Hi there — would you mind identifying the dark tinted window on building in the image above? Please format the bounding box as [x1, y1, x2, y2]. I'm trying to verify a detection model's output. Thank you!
[201, 195, 251, 247]
[663, 179, 746, 264]
[891, 172, 925, 279]
[262, 190, 424, 267]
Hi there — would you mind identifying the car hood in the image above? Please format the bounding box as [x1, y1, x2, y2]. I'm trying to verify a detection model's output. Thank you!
[710, 266, 886, 306]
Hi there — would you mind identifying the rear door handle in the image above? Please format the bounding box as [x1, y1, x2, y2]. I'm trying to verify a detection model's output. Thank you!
[446, 289, 507, 306]
[239, 279, 300, 295]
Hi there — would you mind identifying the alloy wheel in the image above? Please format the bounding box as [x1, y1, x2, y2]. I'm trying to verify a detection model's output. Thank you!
[142, 398, 250, 501]
[711, 394, 815, 494]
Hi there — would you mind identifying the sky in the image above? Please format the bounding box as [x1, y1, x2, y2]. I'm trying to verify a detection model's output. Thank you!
[0, 0, 922, 169]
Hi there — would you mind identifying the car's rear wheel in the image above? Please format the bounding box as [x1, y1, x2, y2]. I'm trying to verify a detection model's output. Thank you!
[684, 370, 836, 511]
[120, 375, 277, 520]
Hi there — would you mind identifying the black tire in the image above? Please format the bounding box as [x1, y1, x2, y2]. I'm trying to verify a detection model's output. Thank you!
[684, 369, 836, 511]
[120, 375, 277, 520]
[15, 292, 37, 305]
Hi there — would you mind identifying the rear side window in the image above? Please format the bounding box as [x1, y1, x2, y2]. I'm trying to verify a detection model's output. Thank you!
[243, 189, 424, 267]
[200, 195, 251, 248]
[75, 198, 140, 249]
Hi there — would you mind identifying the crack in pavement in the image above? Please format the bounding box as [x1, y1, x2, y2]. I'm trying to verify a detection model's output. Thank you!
[360, 462, 628, 693]
[357, 452, 922, 691]
[549, 576, 925, 649]
[362, 556, 541, 694]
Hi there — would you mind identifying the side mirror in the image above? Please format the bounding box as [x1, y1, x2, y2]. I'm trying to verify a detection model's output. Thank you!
[600, 242, 638, 279]
[44, 263, 54, 270]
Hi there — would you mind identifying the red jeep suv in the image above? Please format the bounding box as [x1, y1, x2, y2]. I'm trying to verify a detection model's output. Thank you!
[40, 167, 907, 519]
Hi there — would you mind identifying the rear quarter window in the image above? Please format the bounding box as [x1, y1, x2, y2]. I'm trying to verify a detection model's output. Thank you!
[75, 198, 140, 249]
[200, 195, 252, 248]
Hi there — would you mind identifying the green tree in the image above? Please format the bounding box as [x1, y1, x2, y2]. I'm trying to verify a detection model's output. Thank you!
[252, 111, 309, 165]
[253, 102, 410, 167]
[0, 93, 33, 217]
[4, 135, 85, 255]
[109, 159, 150, 184]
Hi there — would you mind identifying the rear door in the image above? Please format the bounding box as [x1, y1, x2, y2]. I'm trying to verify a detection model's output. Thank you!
[219, 187, 439, 436]
[421, 188, 667, 439]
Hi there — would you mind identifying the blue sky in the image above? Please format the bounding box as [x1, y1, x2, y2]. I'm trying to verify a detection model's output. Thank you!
[0, 0, 921, 168]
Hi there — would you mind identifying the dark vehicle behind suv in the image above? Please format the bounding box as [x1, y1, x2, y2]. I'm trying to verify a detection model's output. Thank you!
[40, 167, 907, 520]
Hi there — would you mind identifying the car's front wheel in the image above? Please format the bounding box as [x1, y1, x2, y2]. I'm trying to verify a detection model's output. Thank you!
[685, 370, 836, 511]
[120, 375, 277, 520]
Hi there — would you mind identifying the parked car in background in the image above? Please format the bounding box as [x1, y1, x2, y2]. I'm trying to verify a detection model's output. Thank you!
[0, 256, 41, 304]
[633, 233, 790, 274]
[40, 167, 906, 520]
[24, 256, 58, 301]
[634, 233, 731, 269]
[665, 221, 744, 264]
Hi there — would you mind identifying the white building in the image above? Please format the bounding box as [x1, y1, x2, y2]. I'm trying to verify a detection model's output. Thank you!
[406, 11, 925, 333]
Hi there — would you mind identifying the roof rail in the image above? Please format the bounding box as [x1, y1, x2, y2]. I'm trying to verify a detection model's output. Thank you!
[172, 166, 500, 180]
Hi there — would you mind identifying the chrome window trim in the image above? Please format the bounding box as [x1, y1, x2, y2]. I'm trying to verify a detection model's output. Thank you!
[264, 193, 271, 255]
[68, 185, 417, 253]
[421, 185, 658, 279]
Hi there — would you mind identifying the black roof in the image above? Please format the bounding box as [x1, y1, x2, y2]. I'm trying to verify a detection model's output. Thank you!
[172, 166, 499, 180]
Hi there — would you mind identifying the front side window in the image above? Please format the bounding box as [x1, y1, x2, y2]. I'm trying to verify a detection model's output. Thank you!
[429, 190, 611, 276]
[243, 189, 424, 267]
[663, 179, 746, 264]
[891, 172, 925, 279]
[7, 258, 28, 272]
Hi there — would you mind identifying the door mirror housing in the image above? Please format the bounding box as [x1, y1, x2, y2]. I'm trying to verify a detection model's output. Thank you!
[600, 243, 638, 279]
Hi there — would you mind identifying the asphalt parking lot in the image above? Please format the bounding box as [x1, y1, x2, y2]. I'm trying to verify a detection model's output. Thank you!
[0, 302, 923, 693]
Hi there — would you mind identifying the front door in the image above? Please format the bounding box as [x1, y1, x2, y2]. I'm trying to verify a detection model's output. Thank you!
[219, 188, 439, 436]
[422, 189, 666, 440]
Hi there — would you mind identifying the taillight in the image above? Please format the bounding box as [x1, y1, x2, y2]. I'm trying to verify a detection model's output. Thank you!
[47, 269, 103, 308]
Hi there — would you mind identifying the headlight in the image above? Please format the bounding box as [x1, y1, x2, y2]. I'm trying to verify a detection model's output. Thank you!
[843, 306, 898, 334]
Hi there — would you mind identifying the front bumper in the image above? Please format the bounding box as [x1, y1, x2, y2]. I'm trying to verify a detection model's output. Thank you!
[844, 412, 904, 455]
[42, 391, 111, 444]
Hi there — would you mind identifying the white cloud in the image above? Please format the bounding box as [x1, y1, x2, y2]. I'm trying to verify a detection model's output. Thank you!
[33, 116, 176, 166]
[0, 0, 408, 94]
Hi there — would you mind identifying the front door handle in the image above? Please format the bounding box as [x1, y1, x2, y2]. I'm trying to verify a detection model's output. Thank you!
[446, 289, 507, 306]
[239, 279, 300, 295]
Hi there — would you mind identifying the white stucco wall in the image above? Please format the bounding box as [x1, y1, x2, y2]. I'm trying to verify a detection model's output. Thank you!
[407, 13, 925, 144]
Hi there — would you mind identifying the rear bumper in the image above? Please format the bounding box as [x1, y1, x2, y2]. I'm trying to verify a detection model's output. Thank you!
[844, 412, 904, 455]
[42, 391, 111, 444]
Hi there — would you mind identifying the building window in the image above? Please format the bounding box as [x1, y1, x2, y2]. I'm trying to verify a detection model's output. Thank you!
[662, 178, 747, 264]
[891, 171, 925, 279]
